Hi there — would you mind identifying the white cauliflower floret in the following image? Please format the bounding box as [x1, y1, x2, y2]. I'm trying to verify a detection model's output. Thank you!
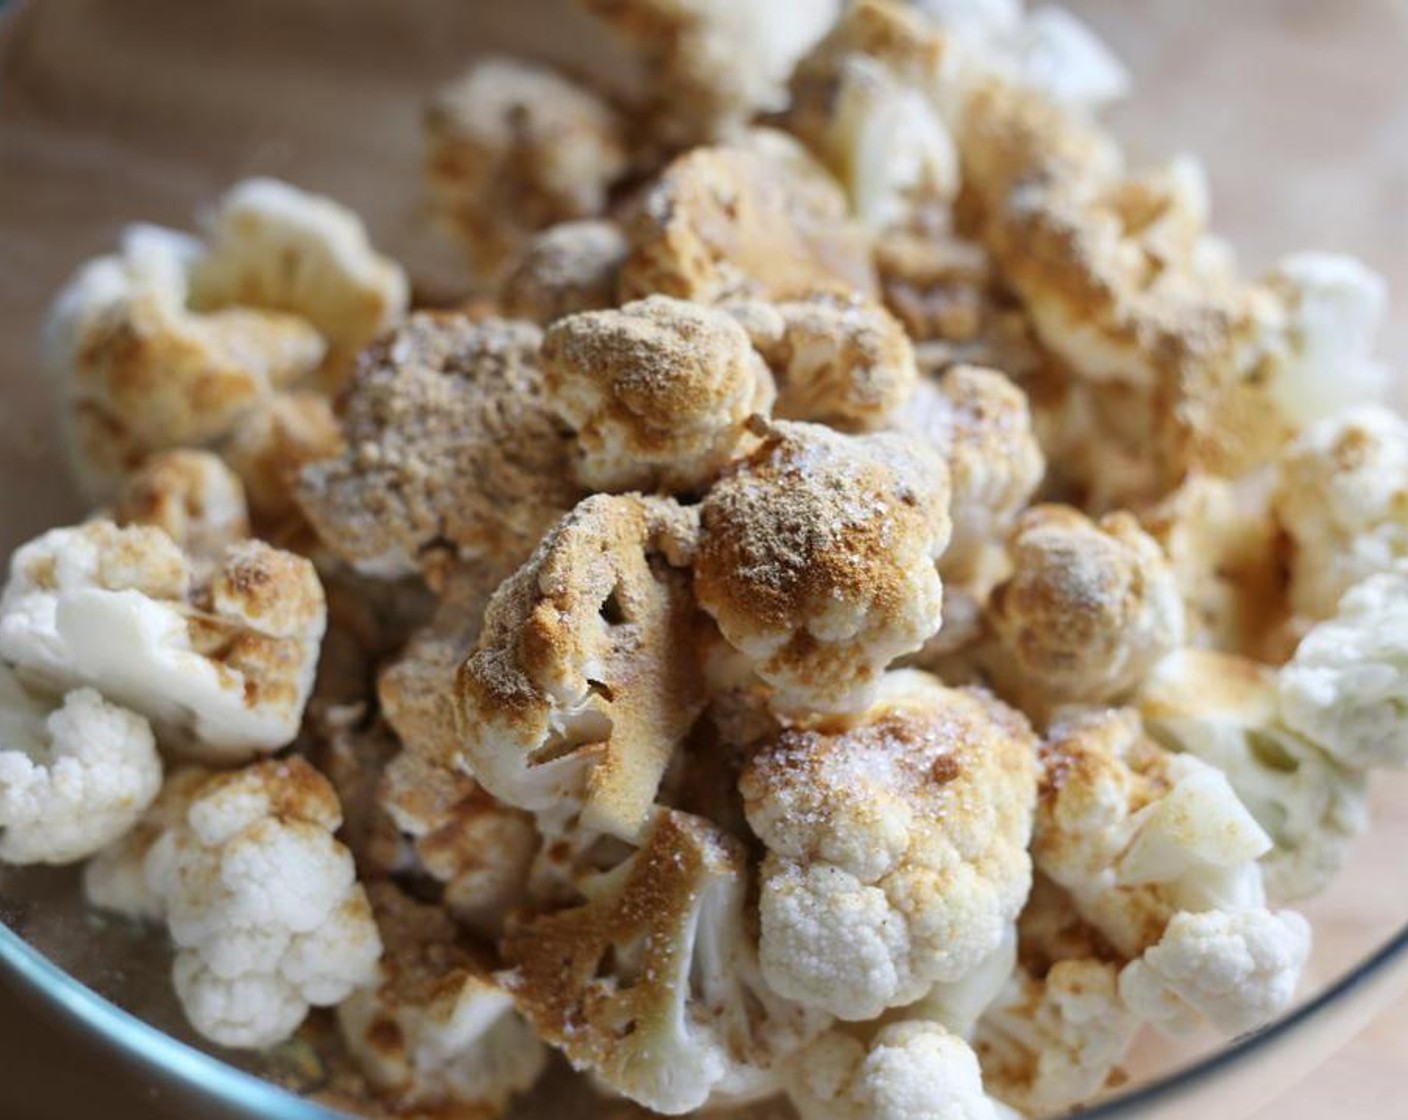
[504, 809, 830, 1115]
[44, 223, 325, 497]
[541, 295, 776, 493]
[144, 758, 382, 1049]
[426, 58, 627, 280]
[190, 177, 408, 355]
[580, 0, 841, 146]
[987, 505, 1184, 709]
[0, 664, 160, 865]
[1037, 707, 1310, 1038]
[787, 1021, 999, 1120]
[1279, 565, 1408, 770]
[111, 449, 250, 560]
[900, 366, 1044, 582]
[741, 670, 1037, 1019]
[1274, 405, 1408, 621]
[621, 132, 877, 305]
[295, 313, 578, 580]
[1140, 649, 1371, 903]
[456, 494, 704, 841]
[788, 0, 960, 231]
[974, 958, 1135, 1116]
[499, 219, 630, 326]
[695, 422, 950, 715]
[726, 288, 917, 431]
[1119, 909, 1311, 1038]
[0, 521, 326, 761]
[338, 884, 545, 1117]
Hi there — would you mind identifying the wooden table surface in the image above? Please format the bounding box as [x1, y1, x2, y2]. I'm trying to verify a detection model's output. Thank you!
[1, 1, 1406, 1117]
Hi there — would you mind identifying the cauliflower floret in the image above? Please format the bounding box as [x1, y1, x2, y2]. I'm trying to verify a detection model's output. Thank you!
[542, 295, 776, 493]
[580, 0, 841, 146]
[45, 224, 326, 497]
[973, 958, 1135, 1116]
[0, 664, 160, 865]
[787, 1021, 999, 1120]
[111, 449, 250, 560]
[1140, 649, 1371, 902]
[987, 505, 1184, 708]
[1037, 707, 1310, 1037]
[221, 390, 343, 545]
[296, 313, 578, 580]
[696, 422, 950, 715]
[1119, 908, 1311, 1038]
[1279, 565, 1408, 770]
[918, 0, 1130, 111]
[504, 809, 830, 1115]
[456, 494, 703, 840]
[190, 177, 408, 358]
[1141, 474, 1288, 659]
[499, 219, 630, 326]
[900, 366, 1044, 582]
[0, 521, 325, 761]
[725, 288, 917, 430]
[143, 758, 381, 1049]
[787, 0, 960, 231]
[741, 670, 1037, 1019]
[338, 884, 545, 1117]
[620, 132, 877, 304]
[1273, 405, 1408, 621]
[426, 58, 628, 280]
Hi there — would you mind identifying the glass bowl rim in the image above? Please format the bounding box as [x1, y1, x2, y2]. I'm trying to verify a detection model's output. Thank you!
[2, 912, 1407, 1119]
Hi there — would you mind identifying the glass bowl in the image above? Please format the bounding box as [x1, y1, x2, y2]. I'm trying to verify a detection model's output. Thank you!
[1, 1, 1406, 1117]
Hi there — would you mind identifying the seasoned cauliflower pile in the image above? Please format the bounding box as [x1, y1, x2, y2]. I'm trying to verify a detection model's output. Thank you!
[7, 2, 1404, 1119]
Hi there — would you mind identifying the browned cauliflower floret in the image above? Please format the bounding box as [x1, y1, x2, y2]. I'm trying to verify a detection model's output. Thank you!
[456, 494, 704, 841]
[578, 0, 840, 146]
[338, 883, 546, 1118]
[986, 505, 1184, 709]
[542, 295, 775, 493]
[786, 0, 960, 232]
[296, 313, 578, 580]
[901, 365, 1044, 583]
[695, 422, 951, 715]
[1, 521, 325, 762]
[221, 390, 343, 546]
[741, 670, 1037, 1020]
[111, 450, 250, 560]
[504, 809, 830, 1115]
[499, 219, 630, 326]
[426, 58, 628, 281]
[725, 287, 917, 431]
[620, 132, 877, 305]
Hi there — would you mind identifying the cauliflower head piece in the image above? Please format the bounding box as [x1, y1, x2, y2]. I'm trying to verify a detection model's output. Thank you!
[620, 132, 877, 305]
[726, 287, 918, 431]
[1140, 649, 1371, 903]
[542, 295, 776, 493]
[144, 758, 382, 1049]
[0, 664, 160, 865]
[499, 219, 630, 326]
[503, 809, 830, 1115]
[787, 1020, 1000, 1120]
[0, 521, 326, 762]
[695, 422, 951, 715]
[296, 312, 579, 580]
[111, 449, 250, 561]
[456, 493, 704, 841]
[1279, 564, 1408, 770]
[338, 883, 545, 1117]
[987, 505, 1184, 709]
[426, 57, 628, 280]
[741, 670, 1037, 1019]
[1273, 404, 1408, 621]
